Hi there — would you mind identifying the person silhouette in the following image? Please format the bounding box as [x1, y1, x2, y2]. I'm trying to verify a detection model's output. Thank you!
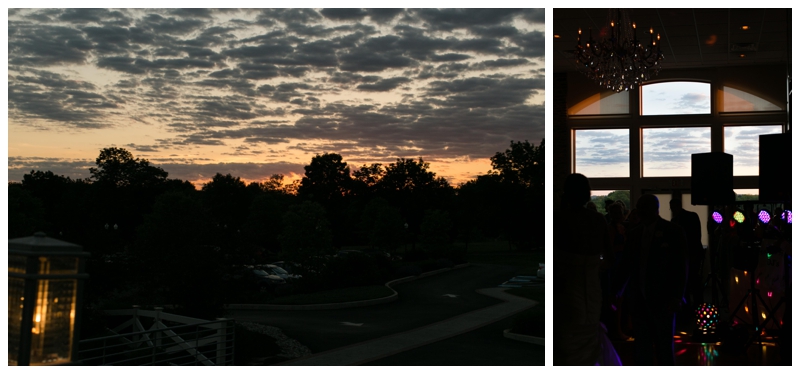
[554, 174, 620, 365]
[669, 198, 703, 311]
[620, 194, 688, 365]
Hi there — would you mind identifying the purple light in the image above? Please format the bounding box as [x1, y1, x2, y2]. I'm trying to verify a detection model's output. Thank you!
[712, 211, 723, 224]
[783, 210, 792, 224]
[758, 210, 771, 224]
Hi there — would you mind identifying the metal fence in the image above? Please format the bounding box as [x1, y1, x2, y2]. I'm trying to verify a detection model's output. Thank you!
[77, 307, 235, 366]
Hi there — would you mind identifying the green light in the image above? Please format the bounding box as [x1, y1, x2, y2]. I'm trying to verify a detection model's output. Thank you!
[733, 211, 745, 223]
[767, 253, 772, 259]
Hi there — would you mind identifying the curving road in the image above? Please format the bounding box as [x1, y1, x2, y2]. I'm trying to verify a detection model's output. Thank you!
[228, 263, 539, 365]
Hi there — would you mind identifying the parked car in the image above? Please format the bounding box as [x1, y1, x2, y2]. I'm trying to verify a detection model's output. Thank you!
[232, 266, 286, 292]
[335, 249, 364, 258]
[271, 261, 298, 274]
[256, 264, 301, 280]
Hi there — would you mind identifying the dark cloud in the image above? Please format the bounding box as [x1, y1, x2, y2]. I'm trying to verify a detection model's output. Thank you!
[339, 49, 417, 72]
[469, 25, 520, 38]
[475, 58, 530, 69]
[425, 77, 543, 108]
[508, 31, 546, 58]
[8, 8, 544, 184]
[124, 143, 161, 153]
[8, 24, 92, 66]
[320, 8, 368, 21]
[169, 9, 215, 19]
[259, 9, 323, 25]
[356, 77, 412, 91]
[58, 9, 131, 25]
[8, 70, 118, 128]
[674, 93, 711, 112]
[366, 9, 404, 24]
[521, 9, 545, 24]
[413, 9, 523, 31]
[429, 53, 472, 62]
[7, 156, 305, 185]
[139, 13, 206, 35]
[8, 157, 96, 182]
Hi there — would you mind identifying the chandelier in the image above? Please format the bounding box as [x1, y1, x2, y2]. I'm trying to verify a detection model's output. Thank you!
[574, 9, 664, 92]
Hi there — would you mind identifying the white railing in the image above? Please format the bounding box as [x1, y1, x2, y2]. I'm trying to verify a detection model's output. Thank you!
[78, 307, 235, 366]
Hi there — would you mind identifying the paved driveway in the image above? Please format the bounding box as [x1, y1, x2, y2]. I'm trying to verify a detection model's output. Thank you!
[229, 263, 528, 359]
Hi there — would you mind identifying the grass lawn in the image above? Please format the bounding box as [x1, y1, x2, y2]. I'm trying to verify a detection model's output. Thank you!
[505, 286, 545, 338]
[465, 246, 543, 276]
[267, 284, 394, 305]
[509, 305, 544, 337]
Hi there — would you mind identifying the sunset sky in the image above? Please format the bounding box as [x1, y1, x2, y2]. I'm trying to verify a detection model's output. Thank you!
[7, 7, 545, 187]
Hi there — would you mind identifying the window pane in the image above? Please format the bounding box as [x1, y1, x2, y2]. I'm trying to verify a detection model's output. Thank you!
[642, 81, 711, 115]
[654, 193, 708, 247]
[721, 87, 782, 112]
[574, 129, 629, 177]
[569, 91, 629, 115]
[589, 190, 631, 216]
[734, 189, 759, 201]
[643, 127, 710, 177]
[724, 125, 783, 176]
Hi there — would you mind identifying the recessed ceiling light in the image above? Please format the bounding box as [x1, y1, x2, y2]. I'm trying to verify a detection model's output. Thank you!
[741, 25, 749, 30]
[740, 54, 746, 58]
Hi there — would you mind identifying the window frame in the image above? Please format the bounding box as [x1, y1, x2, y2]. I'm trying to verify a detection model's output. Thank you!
[568, 75, 787, 202]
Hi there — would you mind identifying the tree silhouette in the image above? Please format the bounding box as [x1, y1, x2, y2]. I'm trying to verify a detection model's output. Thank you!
[490, 139, 544, 190]
[360, 197, 404, 252]
[89, 147, 167, 188]
[279, 201, 333, 273]
[202, 173, 250, 229]
[298, 153, 353, 202]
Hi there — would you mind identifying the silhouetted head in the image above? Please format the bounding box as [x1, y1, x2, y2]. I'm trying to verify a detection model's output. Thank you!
[586, 201, 598, 212]
[669, 198, 681, 212]
[608, 202, 625, 223]
[563, 173, 591, 208]
[637, 194, 660, 223]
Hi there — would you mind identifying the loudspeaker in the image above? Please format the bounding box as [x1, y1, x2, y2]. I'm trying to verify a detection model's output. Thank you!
[691, 152, 734, 205]
[760, 133, 791, 202]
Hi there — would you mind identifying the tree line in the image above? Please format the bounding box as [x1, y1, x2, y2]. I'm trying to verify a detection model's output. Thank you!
[8, 140, 543, 316]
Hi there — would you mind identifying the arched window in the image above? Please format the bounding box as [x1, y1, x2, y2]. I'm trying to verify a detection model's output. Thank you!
[720, 86, 783, 112]
[568, 91, 629, 116]
[641, 81, 711, 115]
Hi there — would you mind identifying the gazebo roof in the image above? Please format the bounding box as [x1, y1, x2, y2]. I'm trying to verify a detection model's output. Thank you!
[8, 232, 86, 255]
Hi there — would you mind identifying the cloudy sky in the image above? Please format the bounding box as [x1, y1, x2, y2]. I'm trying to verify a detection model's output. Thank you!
[7, 7, 545, 187]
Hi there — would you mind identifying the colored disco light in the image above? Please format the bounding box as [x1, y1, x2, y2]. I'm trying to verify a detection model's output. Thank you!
[782, 210, 792, 224]
[696, 303, 719, 333]
[712, 211, 723, 224]
[758, 210, 771, 224]
[733, 211, 745, 223]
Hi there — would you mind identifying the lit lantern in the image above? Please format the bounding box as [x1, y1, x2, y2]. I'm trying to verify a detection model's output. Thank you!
[8, 232, 89, 365]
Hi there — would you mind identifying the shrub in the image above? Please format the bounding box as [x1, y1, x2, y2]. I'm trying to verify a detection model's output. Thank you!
[403, 248, 429, 262]
[233, 323, 282, 365]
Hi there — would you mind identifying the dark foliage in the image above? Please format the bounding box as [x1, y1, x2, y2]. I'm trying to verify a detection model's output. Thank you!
[11, 140, 543, 317]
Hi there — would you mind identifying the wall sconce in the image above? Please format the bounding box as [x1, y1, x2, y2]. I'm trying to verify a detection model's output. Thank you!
[8, 232, 89, 365]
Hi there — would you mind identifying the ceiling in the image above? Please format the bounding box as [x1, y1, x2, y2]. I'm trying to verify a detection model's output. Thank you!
[553, 8, 791, 73]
